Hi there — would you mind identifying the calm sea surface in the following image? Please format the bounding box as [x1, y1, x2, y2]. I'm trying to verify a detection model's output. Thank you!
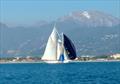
[0, 62, 120, 84]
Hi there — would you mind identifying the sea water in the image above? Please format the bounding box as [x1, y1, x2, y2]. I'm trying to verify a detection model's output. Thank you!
[0, 62, 120, 84]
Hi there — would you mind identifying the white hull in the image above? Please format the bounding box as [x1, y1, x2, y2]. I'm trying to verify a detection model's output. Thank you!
[43, 60, 70, 64]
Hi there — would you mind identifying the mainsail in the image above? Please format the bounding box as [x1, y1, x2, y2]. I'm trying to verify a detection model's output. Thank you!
[41, 27, 58, 60]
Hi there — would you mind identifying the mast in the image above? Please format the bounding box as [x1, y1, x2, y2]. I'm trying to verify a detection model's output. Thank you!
[53, 25, 57, 60]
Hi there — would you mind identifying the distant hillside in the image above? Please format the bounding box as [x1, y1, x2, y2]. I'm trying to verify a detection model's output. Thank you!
[0, 10, 120, 57]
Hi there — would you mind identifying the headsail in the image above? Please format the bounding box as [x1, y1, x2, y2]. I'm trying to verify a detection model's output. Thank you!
[63, 34, 77, 60]
[41, 27, 58, 60]
[63, 48, 69, 60]
[57, 39, 63, 60]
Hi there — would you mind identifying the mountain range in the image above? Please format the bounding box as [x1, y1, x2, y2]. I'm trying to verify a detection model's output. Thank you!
[0, 10, 120, 57]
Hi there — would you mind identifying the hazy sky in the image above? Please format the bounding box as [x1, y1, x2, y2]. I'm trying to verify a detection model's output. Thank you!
[0, 0, 120, 26]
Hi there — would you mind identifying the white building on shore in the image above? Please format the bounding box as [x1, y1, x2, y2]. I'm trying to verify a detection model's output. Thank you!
[110, 54, 120, 59]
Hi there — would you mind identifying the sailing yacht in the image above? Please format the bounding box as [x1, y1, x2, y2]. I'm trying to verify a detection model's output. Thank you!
[41, 26, 77, 63]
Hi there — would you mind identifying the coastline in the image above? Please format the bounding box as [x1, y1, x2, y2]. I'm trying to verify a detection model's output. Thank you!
[0, 60, 120, 64]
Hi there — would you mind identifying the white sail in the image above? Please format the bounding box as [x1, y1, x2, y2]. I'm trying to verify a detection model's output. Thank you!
[63, 48, 68, 60]
[57, 33, 69, 61]
[57, 39, 63, 60]
[42, 27, 58, 60]
[57, 40, 69, 61]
